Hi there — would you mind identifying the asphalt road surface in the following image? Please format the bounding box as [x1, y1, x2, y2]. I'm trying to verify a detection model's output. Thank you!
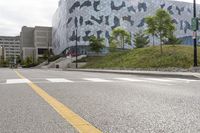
[0, 68, 200, 133]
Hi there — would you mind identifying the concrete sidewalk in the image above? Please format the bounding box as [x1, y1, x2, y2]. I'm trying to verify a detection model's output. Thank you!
[66, 69, 200, 79]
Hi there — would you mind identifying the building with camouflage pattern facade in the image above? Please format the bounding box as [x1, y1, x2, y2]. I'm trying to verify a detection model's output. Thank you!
[52, 0, 200, 55]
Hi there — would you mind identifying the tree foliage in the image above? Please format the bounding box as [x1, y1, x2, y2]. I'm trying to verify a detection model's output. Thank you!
[89, 35, 105, 53]
[111, 27, 131, 49]
[16, 55, 21, 64]
[134, 31, 150, 48]
[43, 50, 49, 60]
[145, 16, 157, 46]
[21, 56, 34, 67]
[145, 9, 176, 54]
[0, 60, 8, 67]
[164, 34, 182, 45]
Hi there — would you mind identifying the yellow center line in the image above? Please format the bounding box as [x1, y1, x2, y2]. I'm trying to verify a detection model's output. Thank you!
[14, 70, 102, 133]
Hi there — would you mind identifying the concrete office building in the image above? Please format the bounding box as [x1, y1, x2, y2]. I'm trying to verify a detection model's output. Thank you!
[20, 26, 52, 62]
[0, 36, 20, 63]
[52, 0, 200, 55]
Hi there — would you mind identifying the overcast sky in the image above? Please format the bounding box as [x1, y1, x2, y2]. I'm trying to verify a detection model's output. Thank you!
[0, 0, 199, 36]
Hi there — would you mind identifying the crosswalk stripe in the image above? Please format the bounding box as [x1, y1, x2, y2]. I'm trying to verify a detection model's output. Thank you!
[3, 78, 198, 84]
[167, 78, 198, 83]
[144, 78, 172, 82]
[6, 79, 31, 84]
[83, 78, 112, 82]
[46, 78, 73, 83]
[115, 78, 144, 82]
[167, 78, 197, 82]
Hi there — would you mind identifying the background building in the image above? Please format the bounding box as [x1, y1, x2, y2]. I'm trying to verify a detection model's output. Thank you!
[0, 36, 20, 64]
[20, 26, 52, 62]
[52, 0, 200, 55]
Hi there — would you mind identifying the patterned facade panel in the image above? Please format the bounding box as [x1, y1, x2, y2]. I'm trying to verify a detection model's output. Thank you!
[52, 0, 200, 55]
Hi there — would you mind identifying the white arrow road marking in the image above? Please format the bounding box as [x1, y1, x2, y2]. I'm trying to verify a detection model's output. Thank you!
[114, 78, 144, 82]
[6, 79, 31, 84]
[46, 78, 74, 83]
[83, 78, 112, 82]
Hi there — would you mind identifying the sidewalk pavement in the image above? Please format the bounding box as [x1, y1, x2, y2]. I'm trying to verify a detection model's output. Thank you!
[66, 69, 200, 79]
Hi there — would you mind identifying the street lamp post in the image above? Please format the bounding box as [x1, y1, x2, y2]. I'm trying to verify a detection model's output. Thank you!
[48, 41, 50, 64]
[2, 46, 4, 62]
[193, 0, 198, 67]
[75, 28, 78, 69]
[0, 46, 5, 63]
[0, 46, 2, 63]
[47, 31, 50, 65]
[75, 2, 78, 69]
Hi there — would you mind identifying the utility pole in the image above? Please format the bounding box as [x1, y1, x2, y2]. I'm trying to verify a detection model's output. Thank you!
[193, 0, 198, 67]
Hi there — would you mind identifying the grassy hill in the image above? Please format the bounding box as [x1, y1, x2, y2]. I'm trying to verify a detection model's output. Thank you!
[82, 45, 200, 69]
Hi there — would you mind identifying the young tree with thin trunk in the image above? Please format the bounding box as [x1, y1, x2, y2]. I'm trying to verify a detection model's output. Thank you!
[134, 31, 150, 48]
[111, 27, 131, 50]
[145, 16, 157, 46]
[89, 35, 105, 53]
[145, 9, 175, 54]
[155, 9, 175, 54]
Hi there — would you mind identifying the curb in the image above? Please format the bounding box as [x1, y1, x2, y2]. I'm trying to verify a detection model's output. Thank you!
[66, 69, 200, 79]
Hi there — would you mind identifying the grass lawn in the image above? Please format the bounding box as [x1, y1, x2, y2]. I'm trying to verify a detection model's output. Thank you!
[82, 45, 200, 69]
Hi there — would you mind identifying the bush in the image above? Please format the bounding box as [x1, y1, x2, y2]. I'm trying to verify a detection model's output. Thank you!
[89, 35, 105, 53]
[0, 60, 9, 67]
[21, 57, 36, 68]
[134, 31, 149, 48]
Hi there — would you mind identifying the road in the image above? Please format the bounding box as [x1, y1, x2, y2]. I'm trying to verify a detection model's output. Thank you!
[0, 68, 200, 133]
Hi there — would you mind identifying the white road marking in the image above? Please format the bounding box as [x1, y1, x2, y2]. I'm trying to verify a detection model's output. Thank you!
[114, 77, 173, 86]
[6, 79, 31, 84]
[3, 77, 198, 85]
[144, 78, 172, 82]
[167, 78, 198, 83]
[83, 78, 112, 82]
[115, 78, 144, 82]
[46, 78, 74, 83]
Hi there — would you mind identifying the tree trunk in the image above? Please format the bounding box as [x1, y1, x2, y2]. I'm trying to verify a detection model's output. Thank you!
[122, 36, 124, 50]
[153, 35, 155, 46]
[160, 37, 163, 55]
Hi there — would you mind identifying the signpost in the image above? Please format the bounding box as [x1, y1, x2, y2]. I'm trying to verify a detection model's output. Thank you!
[192, 18, 199, 31]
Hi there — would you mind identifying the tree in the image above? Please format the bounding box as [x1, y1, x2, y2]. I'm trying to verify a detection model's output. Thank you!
[0, 60, 8, 67]
[145, 16, 157, 46]
[109, 36, 118, 52]
[155, 9, 175, 54]
[145, 9, 175, 54]
[89, 35, 105, 53]
[134, 31, 150, 48]
[111, 27, 131, 49]
[21, 56, 34, 67]
[164, 34, 182, 45]
[43, 50, 49, 60]
[16, 55, 21, 64]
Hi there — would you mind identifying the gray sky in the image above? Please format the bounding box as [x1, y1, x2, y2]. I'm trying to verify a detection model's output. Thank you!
[0, 0, 58, 36]
[0, 0, 199, 36]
